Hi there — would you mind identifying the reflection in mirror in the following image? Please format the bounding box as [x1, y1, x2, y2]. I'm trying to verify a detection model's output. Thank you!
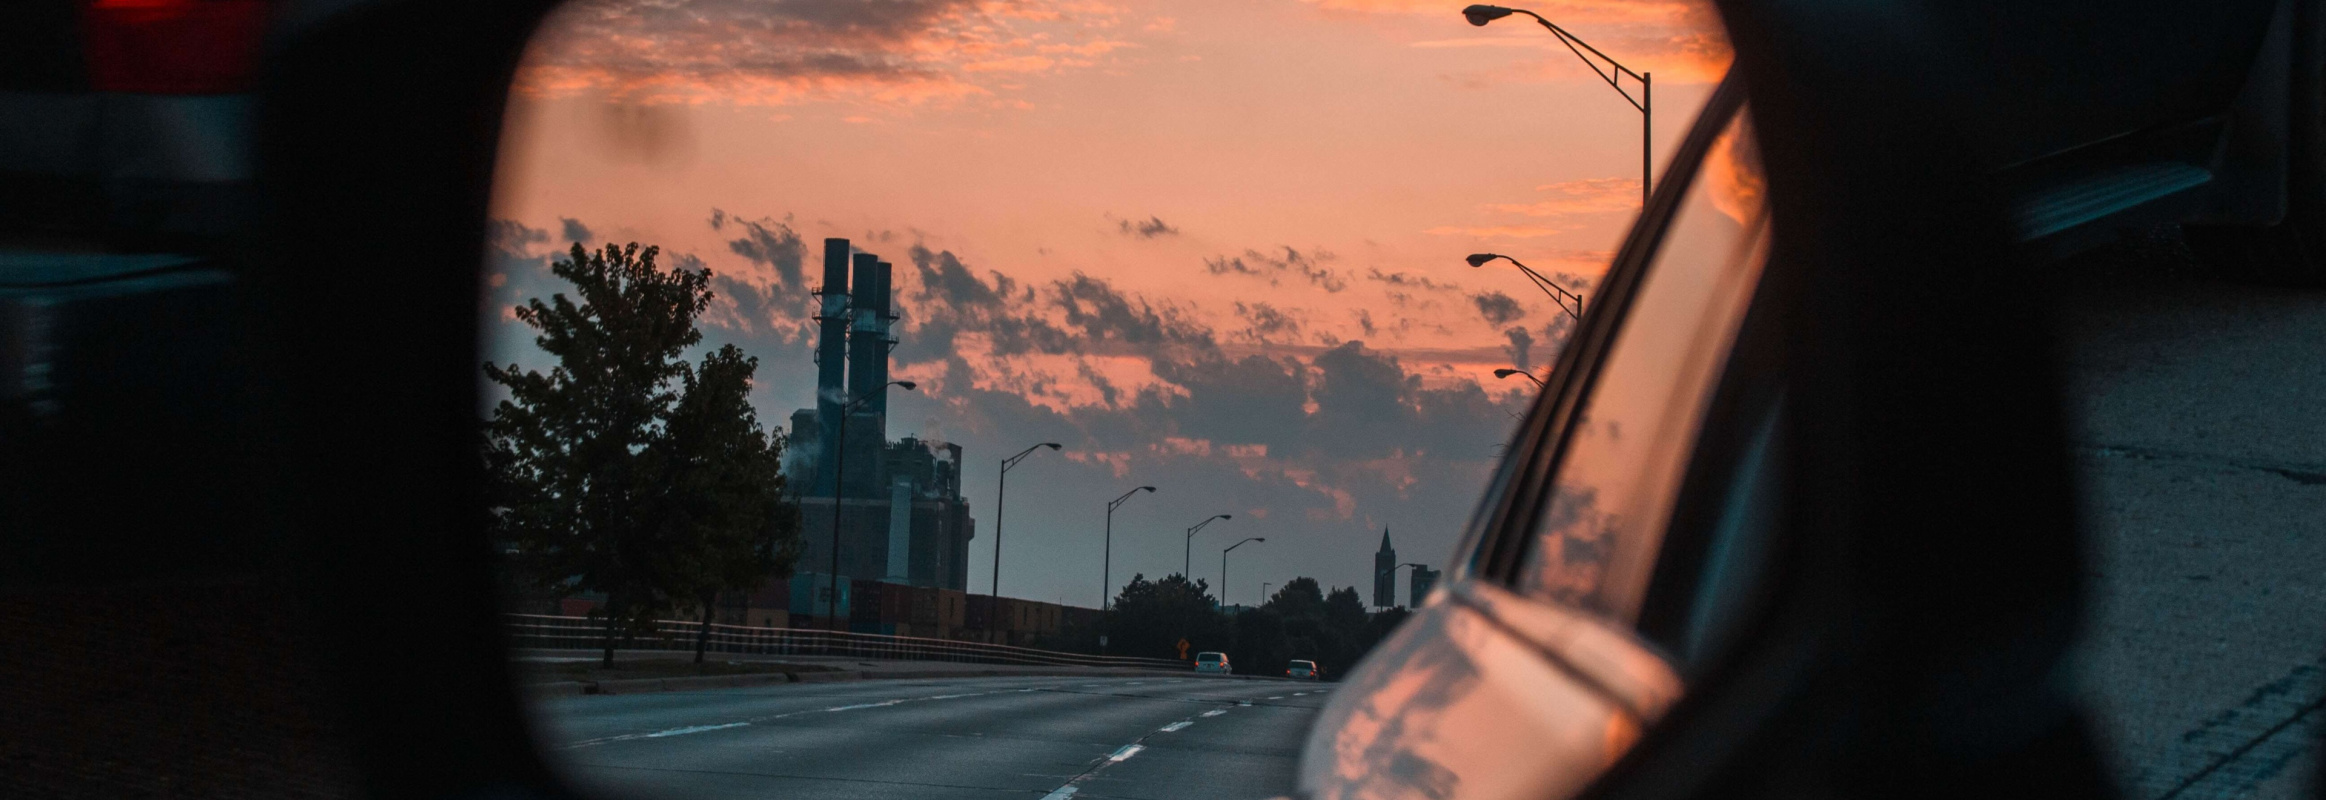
[1518, 108, 1769, 624]
[478, 1, 1732, 798]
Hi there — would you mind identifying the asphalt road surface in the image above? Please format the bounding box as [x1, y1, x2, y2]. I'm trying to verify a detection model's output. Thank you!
[2057, 229, 2326, 800]
[530, 675, 1325, 800]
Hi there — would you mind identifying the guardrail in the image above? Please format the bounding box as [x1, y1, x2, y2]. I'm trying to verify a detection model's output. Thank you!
[504, 614, 1188, 670]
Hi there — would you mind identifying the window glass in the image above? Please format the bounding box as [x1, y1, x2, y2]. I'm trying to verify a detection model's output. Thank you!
[1517, 110, 1769, 623]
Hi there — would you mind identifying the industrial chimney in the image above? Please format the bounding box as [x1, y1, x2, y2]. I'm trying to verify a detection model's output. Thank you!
[812, 238, 851, 496]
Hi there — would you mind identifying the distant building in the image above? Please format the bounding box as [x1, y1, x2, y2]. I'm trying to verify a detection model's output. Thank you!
[787, 239, 977, 604]
[1409, 564, 1440, 607]
[1373, 529, 1397, 609]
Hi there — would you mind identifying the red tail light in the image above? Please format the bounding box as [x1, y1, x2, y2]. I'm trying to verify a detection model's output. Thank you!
[83, 0, 271, 93]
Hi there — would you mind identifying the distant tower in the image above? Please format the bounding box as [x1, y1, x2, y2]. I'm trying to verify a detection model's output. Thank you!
[1373, 529, 1396, 609]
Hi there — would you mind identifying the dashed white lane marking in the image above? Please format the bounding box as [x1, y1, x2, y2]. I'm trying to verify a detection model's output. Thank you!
[1201, 709, 1228, 718]
[1293, 692, 1308, 696]
[825, 700, 905, 712]
[1039, 787, 1079, 800]
[643, 722, 747, 738]
[1108, 744, 1146, 762]
[1238, 700, 1252, 706]
[1159, 721, 1192, 732]
[1266, 696, 1284, 700]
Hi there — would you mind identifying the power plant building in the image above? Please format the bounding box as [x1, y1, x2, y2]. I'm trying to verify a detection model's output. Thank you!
[787, 238, 976, 596]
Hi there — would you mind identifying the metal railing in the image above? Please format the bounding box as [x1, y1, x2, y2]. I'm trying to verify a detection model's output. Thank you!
[504, 614, 1187, 669]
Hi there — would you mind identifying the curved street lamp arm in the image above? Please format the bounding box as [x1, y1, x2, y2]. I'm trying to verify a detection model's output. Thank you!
[1108, 485, 1157, 512]
[1002, 442, 1055, 471]
[1512, 9, 1645, 110]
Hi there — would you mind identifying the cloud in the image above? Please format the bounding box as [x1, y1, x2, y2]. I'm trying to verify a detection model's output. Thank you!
[1313, 0, 1733, 83]
[514, 0, 1148, 107]
[1424, 224, 1570, 238]
[559, 217, 595, 244]
[1472, 291, 1526, 327]
[1115, 215, 1181, 238]
[1502, 326, 1535, 371]
[1483, 177, 1641, 216]
[1365, 268, 1460, 292]
[1202, 246, 1349, 292]
[1235, 301, 1303, 344]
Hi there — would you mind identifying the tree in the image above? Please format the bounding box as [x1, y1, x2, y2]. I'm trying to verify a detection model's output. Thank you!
[1106, 573, 1230, 660]
[483, 241, 801, 666]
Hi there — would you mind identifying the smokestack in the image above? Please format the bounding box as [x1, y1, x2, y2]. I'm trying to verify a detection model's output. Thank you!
[814, 239, 851, 495]
[848, 254, 888, 455]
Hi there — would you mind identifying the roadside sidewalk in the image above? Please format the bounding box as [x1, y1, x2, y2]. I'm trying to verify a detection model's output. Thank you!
[516, 649, 1282, 697]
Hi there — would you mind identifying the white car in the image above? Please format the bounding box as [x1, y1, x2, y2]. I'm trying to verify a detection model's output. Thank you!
[1194, 651, 1232, 675]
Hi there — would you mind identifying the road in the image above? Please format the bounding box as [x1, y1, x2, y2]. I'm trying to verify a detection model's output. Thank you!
[530, 674, 1326, 800]
[2056, 228, 2326, 800]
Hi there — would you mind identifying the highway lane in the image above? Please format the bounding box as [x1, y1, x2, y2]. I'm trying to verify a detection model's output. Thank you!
[2055, 229, 2326, 800]
[529, 675, 1329, 800]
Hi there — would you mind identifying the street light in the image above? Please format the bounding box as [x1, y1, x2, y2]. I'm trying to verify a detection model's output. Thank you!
[989, 441, 1063, 639]
[1103, 486, 1158, 613]
[1100, 485, 1157, 656]
[826, 379, 917, 632]
[1461, 4, 1651, 206]
[1494, 367, 1545, 388]
[1224, 537, 1266, 608]
[1184, 514, 1232, 579]
[1468, 253, 1584, 321]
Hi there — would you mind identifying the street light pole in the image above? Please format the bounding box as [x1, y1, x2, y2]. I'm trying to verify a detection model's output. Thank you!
[1462, 4, 1651, 204]
[1184, 514, 1231, 579]
[1103, 486, 1158, 613]
[826, 380, 917, 633]
[1224, 537, 1266, 607]
[989, 441, 1062, 640]
[1466, 253, 1585, 321]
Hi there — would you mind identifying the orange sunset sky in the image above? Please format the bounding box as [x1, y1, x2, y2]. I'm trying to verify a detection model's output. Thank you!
[483, 0, 1731, 608]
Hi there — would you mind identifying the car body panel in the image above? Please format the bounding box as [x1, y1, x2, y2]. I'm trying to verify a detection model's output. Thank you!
[1297, 585, 1675, 800]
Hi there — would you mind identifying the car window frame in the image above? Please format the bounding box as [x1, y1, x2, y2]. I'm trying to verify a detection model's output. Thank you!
[1461, 73, 1751, 591]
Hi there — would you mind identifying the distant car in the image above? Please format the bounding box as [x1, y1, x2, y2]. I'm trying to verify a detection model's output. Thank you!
[1288, 660, 1321, 680]
[1194, 652, 1232, 675]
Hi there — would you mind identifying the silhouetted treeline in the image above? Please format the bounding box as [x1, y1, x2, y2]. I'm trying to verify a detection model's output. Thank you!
[1086, 573, 1413, 680]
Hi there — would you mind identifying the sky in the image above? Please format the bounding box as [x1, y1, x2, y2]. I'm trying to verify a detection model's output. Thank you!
[483, 0, 1732, 609]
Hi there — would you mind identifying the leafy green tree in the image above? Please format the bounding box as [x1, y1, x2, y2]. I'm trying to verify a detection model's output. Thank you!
[483, 241, 800, 666]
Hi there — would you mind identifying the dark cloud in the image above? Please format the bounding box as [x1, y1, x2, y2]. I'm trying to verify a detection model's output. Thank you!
[1052, 273, 1216, 353]
[1502, 326, 1534, 371]
[487, 219, 549, 261]
[1234, 301, 1302, 344]
[1472, 291, 1526, 327]
[723, 214, 809, 289]
[1366, 268, 1459, 292]
[525, 0, 984, 95]
[1202, 246, 1348, 292]
[559, 217, 594, 244]
[1116, 215, 1180, 238]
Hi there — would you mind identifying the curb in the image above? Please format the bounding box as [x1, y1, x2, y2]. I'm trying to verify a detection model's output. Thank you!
[524, 665, 1279, 697]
